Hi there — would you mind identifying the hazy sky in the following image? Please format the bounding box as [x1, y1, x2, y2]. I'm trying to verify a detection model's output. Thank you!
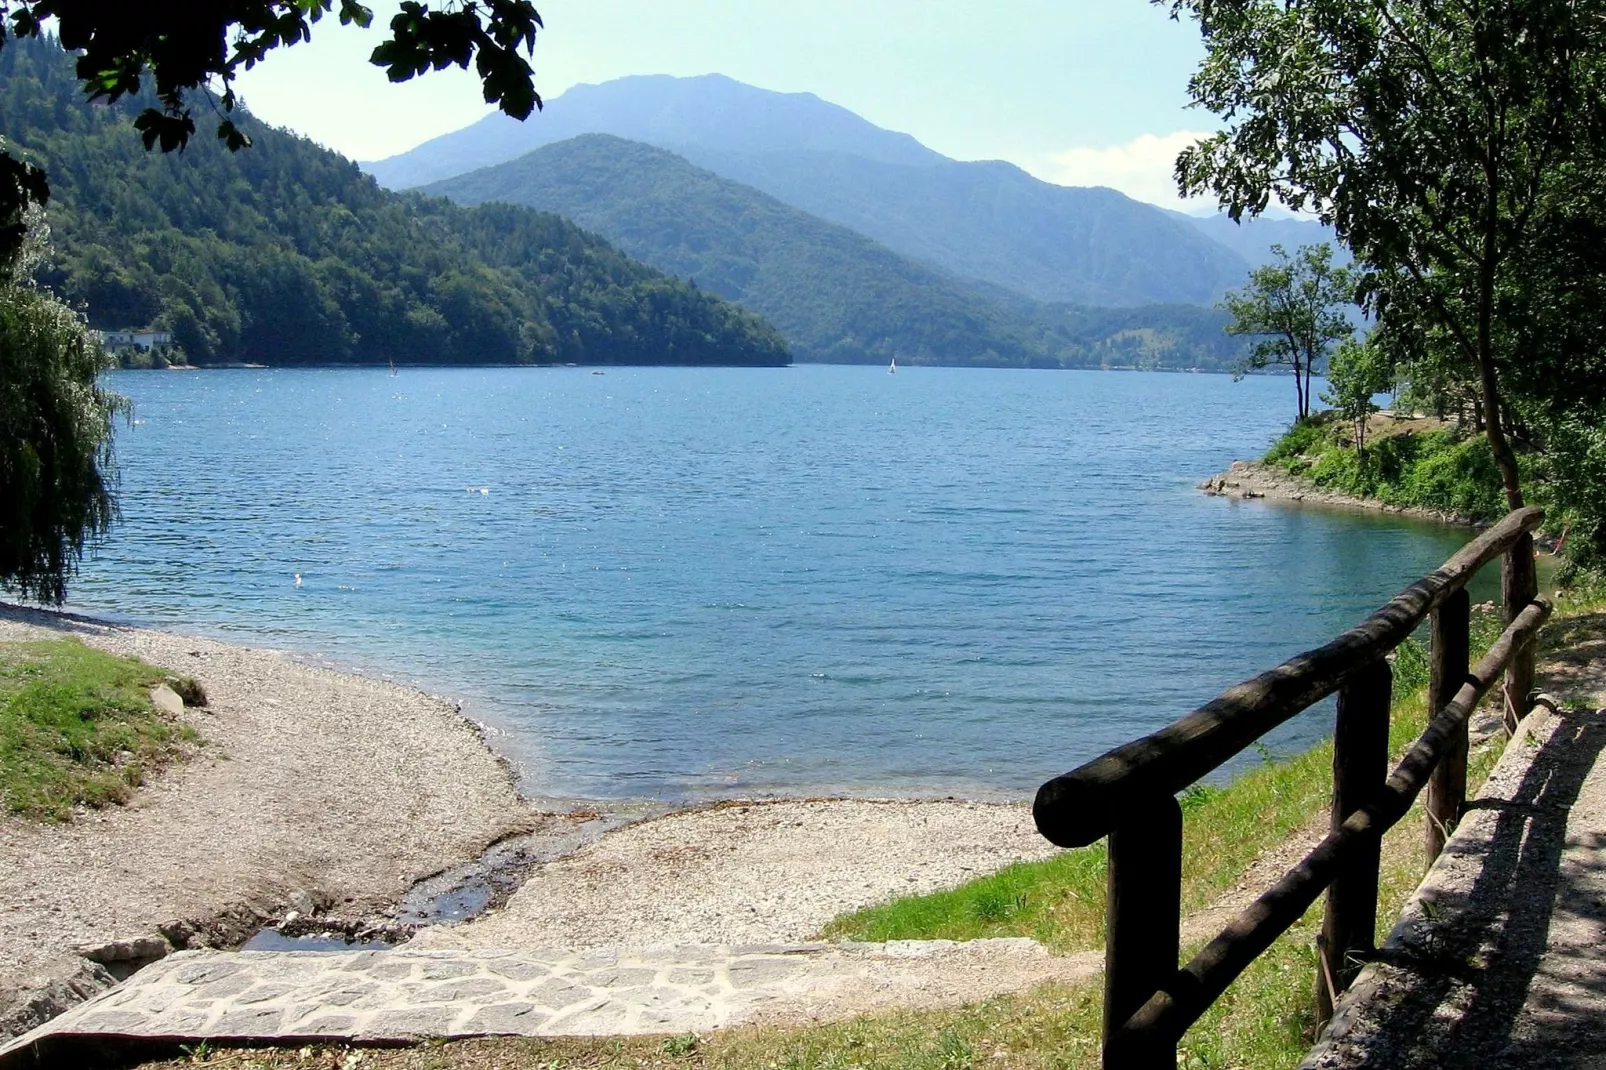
[233, 1, 1219, 211]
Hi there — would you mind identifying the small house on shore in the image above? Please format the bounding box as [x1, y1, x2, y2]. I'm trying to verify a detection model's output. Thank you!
[98, 329, 173, 351]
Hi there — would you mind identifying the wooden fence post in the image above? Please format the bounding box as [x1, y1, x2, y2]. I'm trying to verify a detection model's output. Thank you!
[1317, 658, 1392, 1027]
[1502, 533, 1538, 733]
[1426, 589, 1471, 861]
[1104, 794, 1182, 1070]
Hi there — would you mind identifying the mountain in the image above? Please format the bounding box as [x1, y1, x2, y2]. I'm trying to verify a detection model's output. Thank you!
[424, 134, 1248, 371]
[0, 39, 788, 368]
[427, 134, 1046, 365]
[1170, 210, 1344, 269]
[366, 74, 1254, 307]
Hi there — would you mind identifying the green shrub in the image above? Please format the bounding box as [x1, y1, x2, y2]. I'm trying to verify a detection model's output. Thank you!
[1399, 432, 1505, 520]
[1263, 419, 1507, 522]
[1265, 415, 1335, 468]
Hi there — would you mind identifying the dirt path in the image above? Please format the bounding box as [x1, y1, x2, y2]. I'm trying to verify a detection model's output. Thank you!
[0, 605, 535, 1040]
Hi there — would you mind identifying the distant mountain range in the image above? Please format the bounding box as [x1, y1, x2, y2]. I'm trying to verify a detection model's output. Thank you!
[424, 134, 1249, 371]
[366, 73, 1334, 308]
[427, 134, 1042, 365]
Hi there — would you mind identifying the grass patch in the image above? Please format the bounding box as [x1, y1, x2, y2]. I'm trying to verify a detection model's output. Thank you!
[0, 638, 197, 820]
[820, 740, 1339, 952]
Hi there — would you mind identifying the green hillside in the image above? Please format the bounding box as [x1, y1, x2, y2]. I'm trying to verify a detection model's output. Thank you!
[0, 39, 789, 368]
[428, 134, 1047, 365]
[368, 73, 1252, 308]
[427, 135, 1247, 370]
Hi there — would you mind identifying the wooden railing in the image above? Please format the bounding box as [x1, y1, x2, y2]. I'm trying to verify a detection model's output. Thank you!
[1033, 507, 1548, 1069]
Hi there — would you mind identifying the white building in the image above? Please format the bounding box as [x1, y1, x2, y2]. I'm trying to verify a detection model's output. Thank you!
[98, 329, 173, 350]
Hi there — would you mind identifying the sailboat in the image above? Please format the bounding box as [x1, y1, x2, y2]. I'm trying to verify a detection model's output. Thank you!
[888, 356, 897, 375]
[388, 358, 397, 377]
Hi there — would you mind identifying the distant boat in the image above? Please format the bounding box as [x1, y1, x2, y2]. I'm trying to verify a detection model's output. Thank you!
[889, 357, 897, 375]
[388, 359, 397, 377]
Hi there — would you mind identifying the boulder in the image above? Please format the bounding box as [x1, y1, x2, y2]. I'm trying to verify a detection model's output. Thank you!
[148, 684, 184, 716]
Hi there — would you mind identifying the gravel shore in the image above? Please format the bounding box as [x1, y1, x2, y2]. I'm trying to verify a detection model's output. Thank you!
[411, 798, 1057, 952]
[1, 606, 1064, 1039]
[0, 605, 534, 1039]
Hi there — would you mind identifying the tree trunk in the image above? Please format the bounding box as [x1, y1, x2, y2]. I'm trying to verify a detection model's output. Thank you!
[1475, 139, 1522, 510]
[1478, 360, 1524, 510]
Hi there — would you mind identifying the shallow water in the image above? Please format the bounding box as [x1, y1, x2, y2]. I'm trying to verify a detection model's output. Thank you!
[71, 365, 1492, 804]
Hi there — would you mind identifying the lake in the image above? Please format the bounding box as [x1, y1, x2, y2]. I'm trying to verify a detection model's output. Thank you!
[69, 366, 1489, 805]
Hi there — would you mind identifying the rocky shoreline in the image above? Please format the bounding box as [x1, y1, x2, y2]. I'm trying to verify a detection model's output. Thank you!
[1199, 459, 1481, 527]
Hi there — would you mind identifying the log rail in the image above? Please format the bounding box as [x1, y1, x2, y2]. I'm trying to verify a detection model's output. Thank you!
[1032, 507, 1548, 1069]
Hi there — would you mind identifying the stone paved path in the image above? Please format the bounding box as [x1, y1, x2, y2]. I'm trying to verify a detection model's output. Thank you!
[1304, 702, 1606, 1069]
[0, 940, 1096, 1064]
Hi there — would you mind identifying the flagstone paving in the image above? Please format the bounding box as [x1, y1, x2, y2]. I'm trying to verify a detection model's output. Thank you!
[0, 939, 1096, 1063]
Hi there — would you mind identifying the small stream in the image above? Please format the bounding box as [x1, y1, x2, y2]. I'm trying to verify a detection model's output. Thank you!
[241, 809, 650, 952]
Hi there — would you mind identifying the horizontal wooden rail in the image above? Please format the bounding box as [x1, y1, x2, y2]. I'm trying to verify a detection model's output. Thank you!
[1108, 595, 1553, 1057]
[1034, 506, 1543, 849]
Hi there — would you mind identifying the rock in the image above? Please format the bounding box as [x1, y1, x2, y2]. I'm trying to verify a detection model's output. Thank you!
[148, 684, 184, 716]
[0, 959, 116, 1040]
[77, 936, 172, 965]
[158, 920, 197, 950]
[165, 674, 209, 707]
[286, 890, 318, 916]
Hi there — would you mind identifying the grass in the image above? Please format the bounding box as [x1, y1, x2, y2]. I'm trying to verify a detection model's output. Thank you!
[136, 595, 1606, 1070]
[1263, 412, 1512, 523]
[0, 637, 198, 820]
[817, 741, 1338, 953]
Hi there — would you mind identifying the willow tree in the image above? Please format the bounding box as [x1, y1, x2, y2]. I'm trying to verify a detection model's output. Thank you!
[0, 0, 546, 601]
[0, 156, 122, 604]
[1160, 0, 1606, 512]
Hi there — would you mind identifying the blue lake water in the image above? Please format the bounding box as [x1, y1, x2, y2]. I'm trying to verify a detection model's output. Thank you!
[67, 366, 1493, 805]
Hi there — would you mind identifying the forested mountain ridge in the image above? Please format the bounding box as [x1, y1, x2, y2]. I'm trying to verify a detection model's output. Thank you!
[428, 134, 1047, 366]
[367, 73, 1253, 307]
[0, 39, 789, 367]
[426, 135, 1249, 371]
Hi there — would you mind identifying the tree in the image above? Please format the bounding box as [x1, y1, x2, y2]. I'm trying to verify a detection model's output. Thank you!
[1160, 0, 1606, 510]
[0, 171, 123, 604]
[1221, 242, 1355, 421]
[1322, 336, 1393, 454]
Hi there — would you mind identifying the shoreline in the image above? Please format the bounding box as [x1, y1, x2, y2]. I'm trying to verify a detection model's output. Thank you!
[0, 603, 1051, 1041]
[1199, 459, 1483, 527]
[0, 602, 542, 1038]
